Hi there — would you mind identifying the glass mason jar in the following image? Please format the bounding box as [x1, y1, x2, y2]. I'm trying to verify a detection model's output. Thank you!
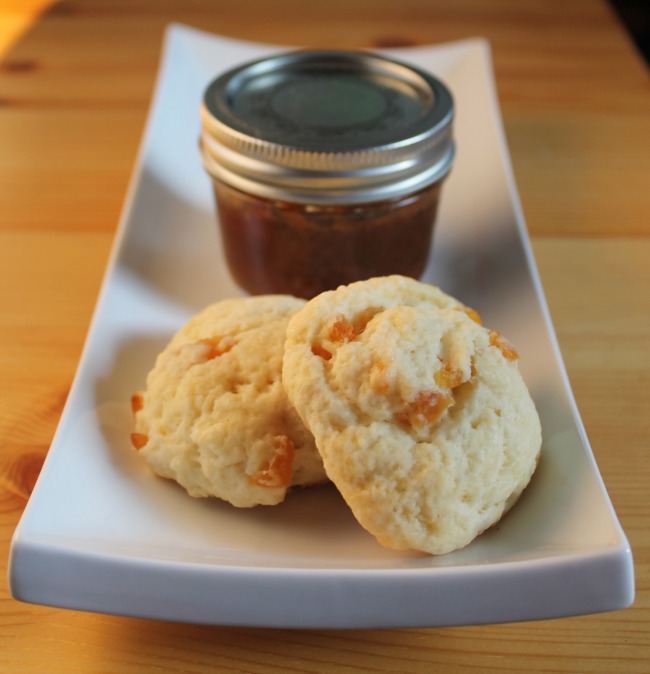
[200, 50, 455, 299]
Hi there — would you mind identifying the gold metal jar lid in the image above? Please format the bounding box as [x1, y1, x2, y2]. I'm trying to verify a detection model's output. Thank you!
[200, 49, 455, 204]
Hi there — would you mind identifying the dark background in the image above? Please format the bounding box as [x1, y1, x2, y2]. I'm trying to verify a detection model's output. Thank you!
[610, 0, 650, 64]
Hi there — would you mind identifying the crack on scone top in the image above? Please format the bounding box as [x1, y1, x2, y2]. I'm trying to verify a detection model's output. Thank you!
[310, 342, 333, 360]
[393, 326, 477, 432]
[165, 336, 239, 372]
[311, 307, 384, 362]
[198, 335, 237, 360]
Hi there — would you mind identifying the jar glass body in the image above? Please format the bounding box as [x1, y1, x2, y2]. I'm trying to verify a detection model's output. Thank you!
[212, 179, 444, 299]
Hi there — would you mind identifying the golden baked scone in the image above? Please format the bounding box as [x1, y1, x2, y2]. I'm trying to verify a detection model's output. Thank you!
[282, 276, 541, 554]
[131, 295, 327, 507]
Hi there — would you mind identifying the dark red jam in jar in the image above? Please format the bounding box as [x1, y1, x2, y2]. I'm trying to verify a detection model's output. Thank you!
[200, 50, 455, 299]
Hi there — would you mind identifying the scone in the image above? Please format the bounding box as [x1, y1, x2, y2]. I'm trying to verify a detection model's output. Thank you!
[131, 295, 327, 507]
[282, 276, 542, 554]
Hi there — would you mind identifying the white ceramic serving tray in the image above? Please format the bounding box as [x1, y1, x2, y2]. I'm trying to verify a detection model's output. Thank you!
[9, 24, 634, 628]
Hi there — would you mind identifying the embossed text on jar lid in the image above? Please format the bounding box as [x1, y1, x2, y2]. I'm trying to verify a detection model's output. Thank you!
[200, 50, 455, 204]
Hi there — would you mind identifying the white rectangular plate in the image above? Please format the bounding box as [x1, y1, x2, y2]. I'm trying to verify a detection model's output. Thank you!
[9, 24, 634, 628]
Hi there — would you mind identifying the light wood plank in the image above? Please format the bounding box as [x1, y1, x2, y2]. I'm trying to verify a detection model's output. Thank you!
[1, 1, 648, 672]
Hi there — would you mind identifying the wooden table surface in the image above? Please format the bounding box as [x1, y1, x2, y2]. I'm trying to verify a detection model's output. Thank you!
[1, 1, 649, 671]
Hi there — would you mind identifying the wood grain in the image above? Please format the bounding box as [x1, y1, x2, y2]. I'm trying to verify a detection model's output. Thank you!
[1, 1, 649, 672]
